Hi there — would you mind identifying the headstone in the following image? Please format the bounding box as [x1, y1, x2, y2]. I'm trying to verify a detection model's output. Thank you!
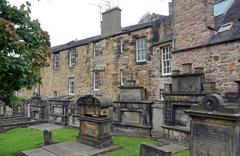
[113, 80, 153, 137]
[162, 65, 207, 144]
[186, 94, 240, 156]
[43, 130, 52, 146]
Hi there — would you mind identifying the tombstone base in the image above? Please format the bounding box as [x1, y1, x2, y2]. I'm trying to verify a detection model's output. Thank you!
[77, 116, 113, 148]
[186, 109, 240, 156]
[76, 135, 113, 148]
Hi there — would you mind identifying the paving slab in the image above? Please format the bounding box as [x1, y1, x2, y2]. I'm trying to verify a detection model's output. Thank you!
[20, 148, 56, 156]
[20, 141, 119, 156]
[29, 123, 64, 131]
[161, 143, 188, 153]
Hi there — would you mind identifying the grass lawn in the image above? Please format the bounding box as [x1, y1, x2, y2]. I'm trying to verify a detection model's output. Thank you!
[173, 150, 189, 156]
[104, 136, 163, 156]
[0, 128, 189, 156]
[0, 128, 78, 156]
[104, 136, 189, 156]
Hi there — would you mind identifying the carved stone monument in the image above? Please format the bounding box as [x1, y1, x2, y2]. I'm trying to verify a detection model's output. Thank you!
[186, 91, 240, 156]
[113, 79, 153, 137]
[162, 64, 216, 144]
[76, 95, 113, 148]
[29, 96, 46, 120]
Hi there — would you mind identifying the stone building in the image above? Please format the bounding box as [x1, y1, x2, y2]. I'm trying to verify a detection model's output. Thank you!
[18, 6, 173, 102]
[172, 0, 240, 95]
[17, 0, 240, 143]
[159, 0, 240, 143]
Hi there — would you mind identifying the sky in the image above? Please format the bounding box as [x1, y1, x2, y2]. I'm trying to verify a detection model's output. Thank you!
[8, 0, 171, 47]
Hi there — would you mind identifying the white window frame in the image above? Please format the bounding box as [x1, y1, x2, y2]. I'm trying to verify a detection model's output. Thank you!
[93, 71, 100, 91]
[117, 38, 124, 53]
[94, 42, 101, 58]
[68, 77, 74, 95]
[136, 38, 147, 62]
[159, 89, 164, 101]
[120, 69, 124, 86]
[69, 48, 76, 67]
[161, 45, 172, 76]
[34, 83, 40, 95]
[53, 53, 60, 69]
[214, 0, 234, 17]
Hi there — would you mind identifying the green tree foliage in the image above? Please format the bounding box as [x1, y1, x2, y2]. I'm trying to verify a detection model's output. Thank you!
[0, 0, 50, 106]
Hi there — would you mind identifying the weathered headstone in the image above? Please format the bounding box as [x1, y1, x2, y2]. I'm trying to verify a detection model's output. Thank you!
[43, 130, 52, 146]
[162, 65, 209, 144]
[76, 95, 113, 148]
[186, 94, 240, 156]
[113, 79, 153, 137]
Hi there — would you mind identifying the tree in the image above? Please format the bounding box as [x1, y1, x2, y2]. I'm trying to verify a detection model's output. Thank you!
[0, 0, 50, 106]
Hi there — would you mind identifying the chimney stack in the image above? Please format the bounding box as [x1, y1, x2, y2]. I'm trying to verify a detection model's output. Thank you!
[168, 2, 173, 15]
[101, 7, 121, 38]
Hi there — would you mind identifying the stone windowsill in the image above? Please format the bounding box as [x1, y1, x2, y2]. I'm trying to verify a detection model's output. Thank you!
[136, 61, 147, 65]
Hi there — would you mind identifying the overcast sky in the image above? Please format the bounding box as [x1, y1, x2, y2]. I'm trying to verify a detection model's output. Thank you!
[8, 0, 171, 46]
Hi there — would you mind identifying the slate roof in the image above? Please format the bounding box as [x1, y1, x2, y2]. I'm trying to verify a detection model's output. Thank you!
[51, 35, 101, 53]
[51, 17, 167, 53]
[210, 0, 240, 43]
[152, 33, 173, 47]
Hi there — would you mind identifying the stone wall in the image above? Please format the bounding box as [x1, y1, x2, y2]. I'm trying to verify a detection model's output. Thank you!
[172, 41, 240, 95]
[19, 19, 173, 102]
[150, 45, 172, 100]
[173, 0, 214, 50]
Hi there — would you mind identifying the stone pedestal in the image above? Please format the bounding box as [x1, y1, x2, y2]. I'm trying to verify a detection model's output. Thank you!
[77, 116, 112, 148]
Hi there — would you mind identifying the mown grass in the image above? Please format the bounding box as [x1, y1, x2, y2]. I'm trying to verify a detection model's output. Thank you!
[0, 128, 189, 156]
[104, 136, 163, 156]
[173, 150, 190, 156]
[0, 128, 78, 156]
[104, 136, 189, 156]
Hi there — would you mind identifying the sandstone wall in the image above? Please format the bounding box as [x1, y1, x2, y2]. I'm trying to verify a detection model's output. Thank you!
[19, 19, 173, 101]
[172, 41, 240, 95]
[173, 0, 214, 50]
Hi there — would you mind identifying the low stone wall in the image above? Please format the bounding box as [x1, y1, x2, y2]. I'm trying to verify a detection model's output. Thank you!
[160, 126, 190, 144]
[0, 120, 46, 132]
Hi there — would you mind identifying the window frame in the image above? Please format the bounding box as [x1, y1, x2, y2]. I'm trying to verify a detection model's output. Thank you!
[161, 45, 172, 76]
[69, 48, 76, 67]
[53, 53, 60, 70]
[68, 77, 74, 95]
[93, 71, 100, 91]
[117, 38, 124, 53]
[93, 42, 101, 58]
[120, 69, 124, 86]
[214, 0, 234, 17]
[159, 89, 164, 101]
[136, 37, 147, 62]
[34, 83, 40, 95]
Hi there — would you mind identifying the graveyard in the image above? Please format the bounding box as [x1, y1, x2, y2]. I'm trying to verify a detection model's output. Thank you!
[1, 65, 240, 156]
[1, 0, 240, 155]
